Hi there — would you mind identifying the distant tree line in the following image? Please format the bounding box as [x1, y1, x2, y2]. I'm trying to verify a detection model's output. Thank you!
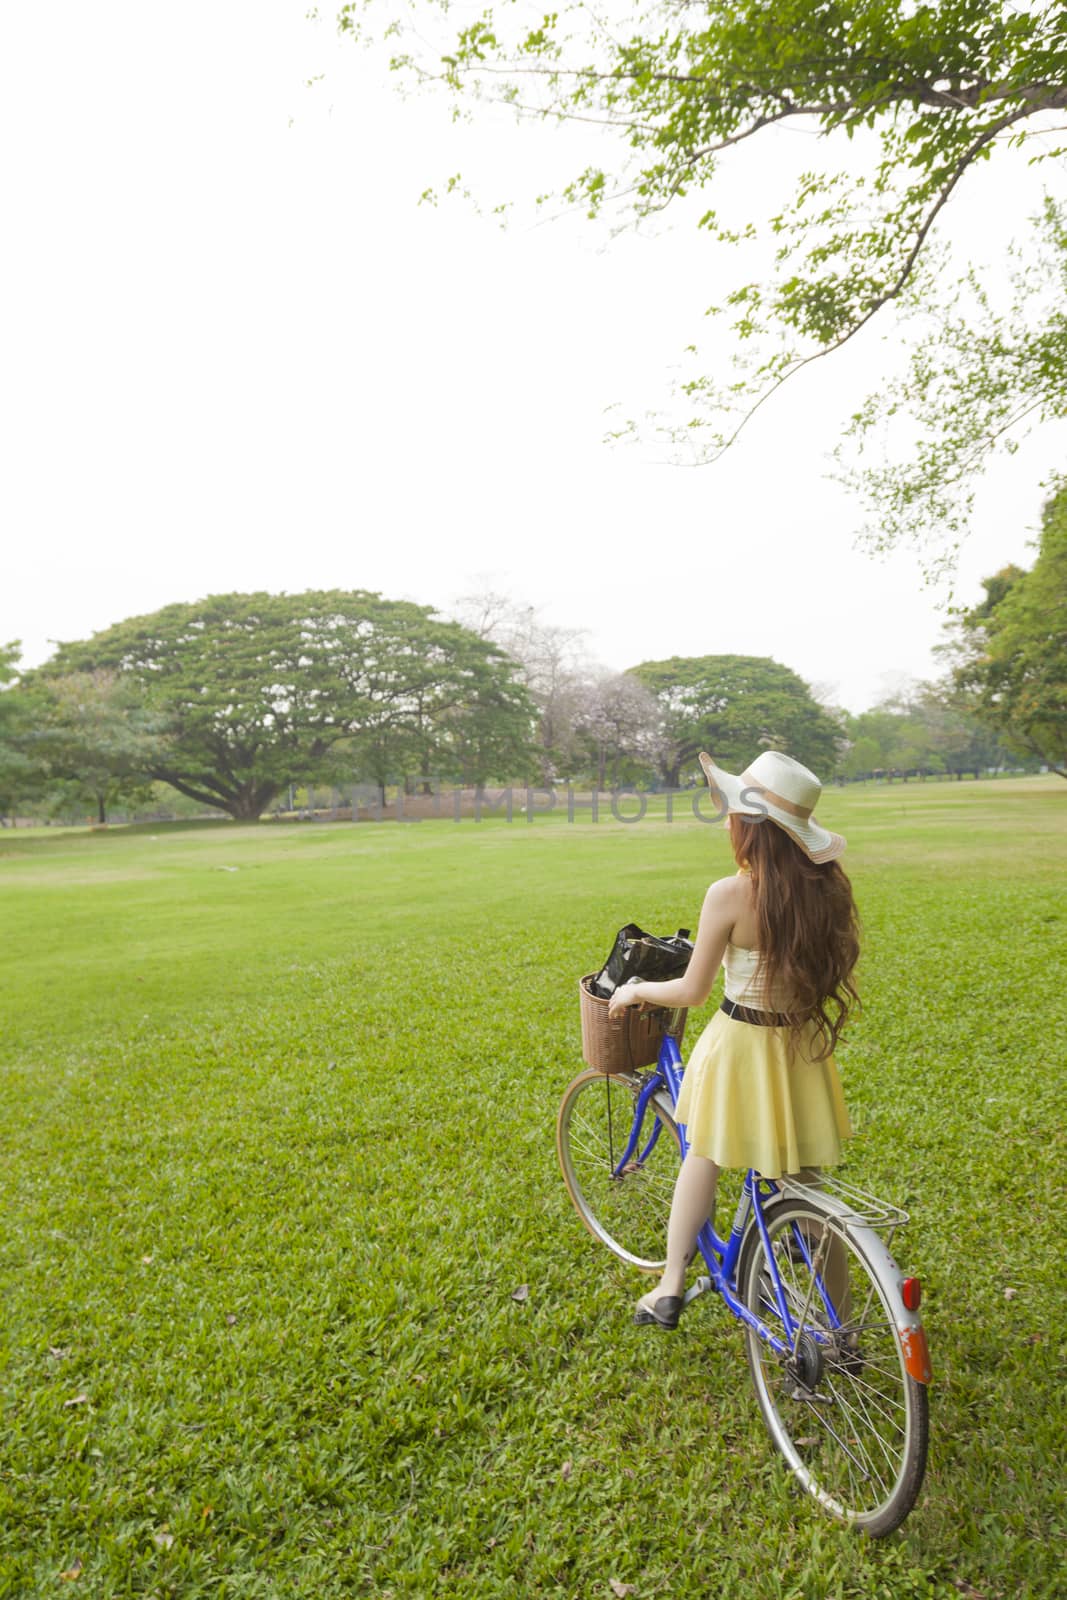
[0, 492, 1062, 824]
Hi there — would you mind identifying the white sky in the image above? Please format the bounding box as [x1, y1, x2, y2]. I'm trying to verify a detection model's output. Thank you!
[2, 2, 1064, 712]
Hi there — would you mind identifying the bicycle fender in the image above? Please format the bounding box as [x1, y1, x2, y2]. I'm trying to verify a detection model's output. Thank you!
[850, 1226, 933, 1385]
[651, 1089, 678, 1126]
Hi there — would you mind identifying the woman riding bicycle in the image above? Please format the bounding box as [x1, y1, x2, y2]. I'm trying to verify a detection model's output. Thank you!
[608, 749, 860, 1330]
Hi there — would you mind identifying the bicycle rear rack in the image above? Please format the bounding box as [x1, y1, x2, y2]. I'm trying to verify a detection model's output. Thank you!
[780, 1170, 910, 1245]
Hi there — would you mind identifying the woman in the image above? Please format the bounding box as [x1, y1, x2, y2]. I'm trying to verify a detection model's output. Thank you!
[608, 749, 860, 1329]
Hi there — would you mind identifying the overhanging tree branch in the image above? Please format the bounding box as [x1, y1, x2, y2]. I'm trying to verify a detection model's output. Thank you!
[352, 1, 1067, 563]
[697, 100, 1044, 462]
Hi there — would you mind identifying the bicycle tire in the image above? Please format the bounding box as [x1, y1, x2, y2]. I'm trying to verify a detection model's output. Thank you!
[556, 1068, 681, 1272]
[737, 1194, 929, 1536]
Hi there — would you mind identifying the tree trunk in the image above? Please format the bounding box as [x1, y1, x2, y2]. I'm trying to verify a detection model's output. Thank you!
[228, 784, 278, 822]
[97, 793, 107, 824]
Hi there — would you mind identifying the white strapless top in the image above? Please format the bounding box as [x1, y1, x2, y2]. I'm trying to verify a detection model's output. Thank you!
[722, 942, 796, 1012]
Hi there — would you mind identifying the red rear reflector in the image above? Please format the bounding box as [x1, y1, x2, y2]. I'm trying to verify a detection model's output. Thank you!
[900, 1325, 932, 1384]
[901, 1277, 922, 1312]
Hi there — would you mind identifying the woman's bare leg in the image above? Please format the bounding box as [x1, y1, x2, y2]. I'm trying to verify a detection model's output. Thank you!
[637, 1153, 719, 1310]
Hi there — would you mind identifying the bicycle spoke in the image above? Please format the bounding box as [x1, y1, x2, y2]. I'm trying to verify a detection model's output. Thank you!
[568, 1137, 676, 1199]
[797, 1392, 875, 1482]
[830, 1362, 908, 1427]
[795, 1378, 894, 1506]
[557, 1072, 677, 1271]
[825, 1379, 900, 1485]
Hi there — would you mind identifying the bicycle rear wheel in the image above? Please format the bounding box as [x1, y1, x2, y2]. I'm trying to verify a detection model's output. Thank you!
[738, 1195, 928, 1536]
[556, 1069, 680, 1271]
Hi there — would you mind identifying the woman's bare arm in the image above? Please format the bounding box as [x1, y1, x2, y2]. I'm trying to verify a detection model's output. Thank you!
[606, 877, 740, 1016]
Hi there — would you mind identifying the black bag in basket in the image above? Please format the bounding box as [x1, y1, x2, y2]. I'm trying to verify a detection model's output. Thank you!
[589, 923, 693, 999]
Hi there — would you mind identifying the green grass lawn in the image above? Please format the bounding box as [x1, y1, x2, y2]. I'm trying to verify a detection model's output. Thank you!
[1, 778, 1064, 1598]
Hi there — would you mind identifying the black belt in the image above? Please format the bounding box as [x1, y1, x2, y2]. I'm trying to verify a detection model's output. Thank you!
[720, 996, 793, 1028]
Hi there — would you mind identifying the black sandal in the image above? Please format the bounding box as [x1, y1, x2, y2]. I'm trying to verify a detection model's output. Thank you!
[633, 1294, 684, 1330]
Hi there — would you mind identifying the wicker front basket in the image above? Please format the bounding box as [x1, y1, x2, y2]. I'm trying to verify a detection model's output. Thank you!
[578, 974, 688, 1073]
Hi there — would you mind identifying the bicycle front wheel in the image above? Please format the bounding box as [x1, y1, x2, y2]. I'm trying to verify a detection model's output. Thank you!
[556, 1069, 680, 1271]
[738, 1195, 929, 1536]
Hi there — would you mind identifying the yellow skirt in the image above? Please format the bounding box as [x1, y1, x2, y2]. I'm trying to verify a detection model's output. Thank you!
[674, 1008, 852, 1179]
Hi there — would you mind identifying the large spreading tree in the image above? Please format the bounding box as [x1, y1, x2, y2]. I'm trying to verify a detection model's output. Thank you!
[42, 590, 536, 820]
[345, 0, 1067, 567]
[630, 654, 842, 784]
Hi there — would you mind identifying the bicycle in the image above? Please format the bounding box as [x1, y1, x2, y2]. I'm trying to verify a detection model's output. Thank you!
[556, 1006, 931, 1536]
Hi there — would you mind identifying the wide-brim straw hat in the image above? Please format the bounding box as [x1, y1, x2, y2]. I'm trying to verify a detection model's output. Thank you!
[698, 750, 846, 864]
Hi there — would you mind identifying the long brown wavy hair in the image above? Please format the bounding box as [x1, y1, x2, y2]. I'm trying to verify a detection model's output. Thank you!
[729, 814, 861, 1060]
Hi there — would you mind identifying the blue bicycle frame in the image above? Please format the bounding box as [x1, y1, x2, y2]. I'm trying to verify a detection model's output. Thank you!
[612, 1028, 842, 1359]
